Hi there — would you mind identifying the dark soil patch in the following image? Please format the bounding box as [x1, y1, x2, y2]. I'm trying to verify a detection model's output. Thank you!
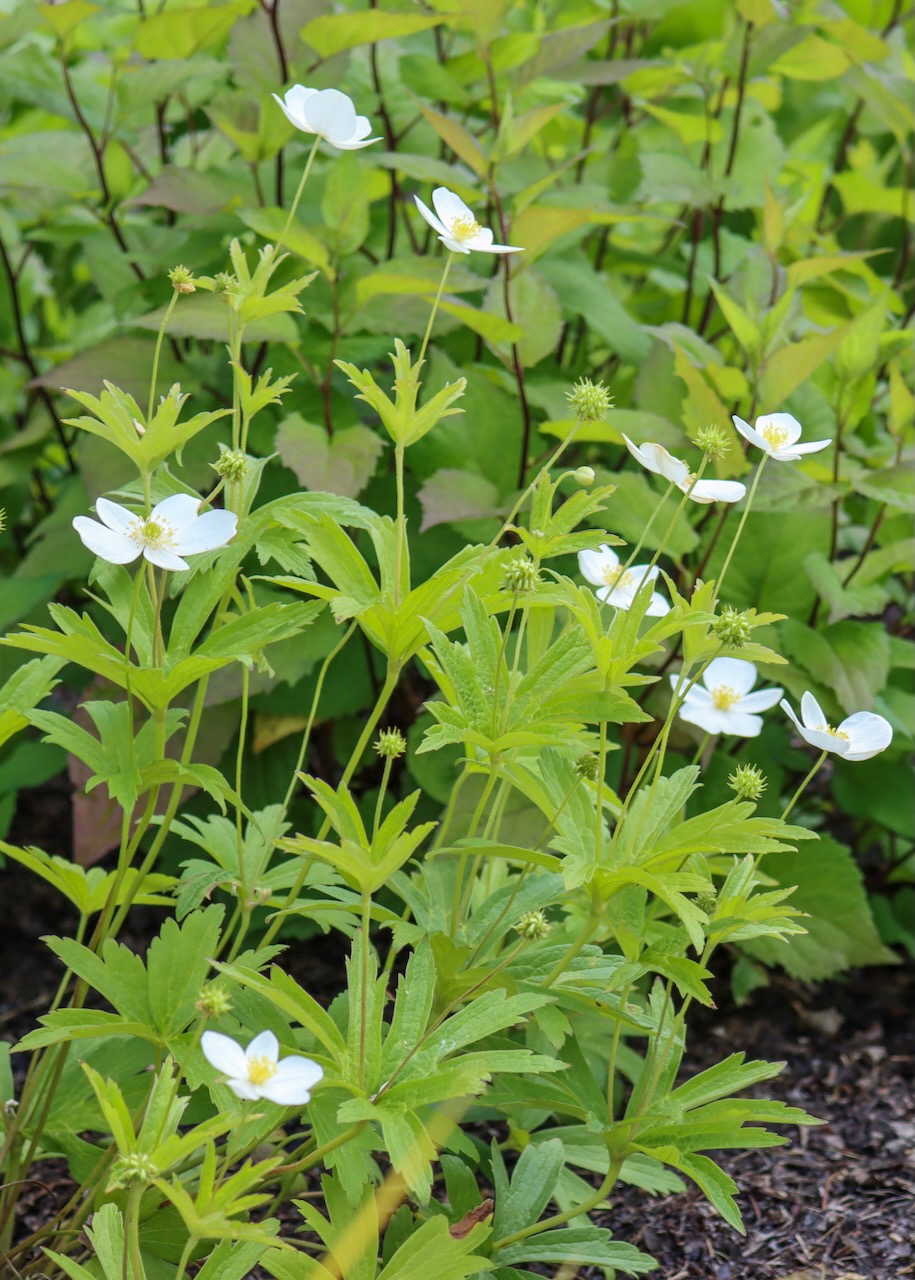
[2, 856, 912, 1280]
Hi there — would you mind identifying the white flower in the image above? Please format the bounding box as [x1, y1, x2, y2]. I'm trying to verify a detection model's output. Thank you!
[272, 85, 380, 150]
[578, 544, 669, 616]
[622, 436, 746, 505]
[413, 187, 522, 255]
[73, 494, 237, 572]
[201, 1030, 324, 1105]
[732, 412, 831, 461]
[781, 692, 893, 761]
[672, 657, 783, 738]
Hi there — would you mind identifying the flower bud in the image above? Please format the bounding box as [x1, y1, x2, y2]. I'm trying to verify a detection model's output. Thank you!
[109, 1152, 159, 1190]
[695, 424, 730, 459]
[697, 891, 718, 916]
[168, 264, 196, 294]
[728, 763, 768, 801]
[503, 556, 540, 595]
[515, 909, 551, 940]
[195, 983, 233, 1019]
[212, 446, 249, 483]
[712, 605, 753, 648]
[567, 377, 613, 422]
[574, 465, 595, 486]
[375, 727, 406, 759]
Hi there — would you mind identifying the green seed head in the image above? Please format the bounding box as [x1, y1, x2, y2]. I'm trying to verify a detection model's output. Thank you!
[695, 424, 730, 459]
[516, 909, 551, 940]
[195, 983, 233, 1019]
[503, 556, 540, 596]
[712, 605, 753, 648]
[567, 377, 613, 423]
[168, 264, 196, 294]
[728, 763, 768, 801]
[375, 728, 407, 760]
[212, 446, 249, 483]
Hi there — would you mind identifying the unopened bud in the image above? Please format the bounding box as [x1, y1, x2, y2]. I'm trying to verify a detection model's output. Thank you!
[195, 983, 233, 1019]
[375, 728, 406, 759]
[212, 446, 248, 483]
[574, 465, 595, 486]
[515, 909, 551, 940]
[574, 752, 599, 781]
[214, 271, 237, 293]
[697, 891, 717, 916]
[712, 605, 753, 649]
[168, 264, 196, 294]
[695, 424, 730, 459]
[503, 556, 540, 595]
[567, 377, 613, 423]
[109, 1152, 159, 1190]
[728, 763, 768, 801]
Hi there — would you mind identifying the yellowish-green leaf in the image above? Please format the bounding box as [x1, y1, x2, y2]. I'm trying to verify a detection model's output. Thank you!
[300, 10, 443, 59]
[418, 104, 486, 178]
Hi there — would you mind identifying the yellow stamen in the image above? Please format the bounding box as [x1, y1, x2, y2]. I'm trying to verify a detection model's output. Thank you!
[450, 215, 481, 243]
[822, 724, 849, 741]
[131, 517, 176, 551]
[604, 566, 635, 591]
[761, 425, 790, 450]
[247, 1055, 278, 1086]
[711, 685, 740, 710]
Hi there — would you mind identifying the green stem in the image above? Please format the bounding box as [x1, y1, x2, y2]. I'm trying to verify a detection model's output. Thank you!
[542, 909, 600, 989]
[417, 251, 454, 371]
[147, 290, 178, 424]
[781, 749, 828, 821]
[620, 480, 676, 573]
[715, 451, 767, 602]
[270, 1122, 368, 1179]
[275, 134, 321, 259]
[449, 768, 499, 935]
[175, 1235, 197, 1280]
[644, 457, 710, 577]
[393, 443, 407, 608]
[606, 980, 634, 1121]
[359, 889, 372, 1090]
[126, 1185, 145, 1280]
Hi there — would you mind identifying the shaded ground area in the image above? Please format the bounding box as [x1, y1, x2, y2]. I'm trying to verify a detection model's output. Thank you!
[2, 845, 913, 1279]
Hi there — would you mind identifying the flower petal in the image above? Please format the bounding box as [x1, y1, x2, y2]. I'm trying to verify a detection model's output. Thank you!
[756, 413, 802, 446]
[172, 509, 237, 555]
[737, 686, 784, 712]
[800, 690, 827, 731]
[476, 241, 524, 254]
[72, 516, 140, 564]
[704, 656, 758, 695]
[331, 133, 382, 150]
[95, 498, 138, 535]
[245, 1030, 279, 1063]
[726, 711, 765, 738]
[688, 479, 746, 504]
[781, 698, 804, 735]
[150, 493, 202, 534]
[258, 1056, 325, 1106]
[226, 1078, 261, 1100]
[281, 85, 318, 123]
[413, 195, 448, 238]
[143, 546, 190, 572]
[645, 590, 670, 616]
[678, 703, 729, 735]
[431, 186, 475, 228]
[837, 711, 893, 761]
[732, 414, 769, 452]
[782, 438, 831, 456]
[578, 545, 618, 584]
[303, 88, 356, 142]
[201, 1031, 248, 1078]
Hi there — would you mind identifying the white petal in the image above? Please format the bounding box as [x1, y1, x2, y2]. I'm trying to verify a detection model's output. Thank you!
[704, 656, 757, 695]
[628, 563, 660, 585]
[473, 226, 494, 248]
[622, 435, 660, 476]
[725, 711, 765, 738]
[150, 493, 201, 535]
[259, 1056, 325, 1105]
[732, 414, 770, 453]
[95, 498, 138, 535]
[782, 438, 831, 456]
[646, 590, 671, 617]
[838, 711, 893, 761]
[73, 516, 140, 564]
[578, 545, 618, 584]
[144, 546, 189, 572]
[688, 479, 746, 504]
[283, 85, 319, 117]
[172, 509, 237, 555]
[440, 235, 471, 254]
[226, 1078, 261, 1100]
[737, 686, 784, 712]
[756, 413, 801, 446]
[676, 681, 715, 707]
[678, 703, 728, 735]
[474, 241, 524, 254]
[245, 1030, 279, 1063]
[330, 133, 382, 151]
[801, 725, 851, 754]
[201, 1031, 248, 1078]
[303, 88, 356, 142]
[413, 195, 448, 238]
[431, 186, 475, 228]
[800, 690, 827, 731]
[781, 698, 805, 735]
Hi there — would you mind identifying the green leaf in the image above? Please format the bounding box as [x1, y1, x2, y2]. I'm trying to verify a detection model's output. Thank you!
[780, 618, 890, 714]
[146, 905, 224, 1038]
[275, 417, 384, 499]
[496, 1226, 656, 1272]
[300, 10, 443, 58]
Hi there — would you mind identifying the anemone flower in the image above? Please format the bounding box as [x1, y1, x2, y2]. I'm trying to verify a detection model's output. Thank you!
[732, 412, 831, 461]
[781, 692, 893, 761]
[201, 1030, 324, 1105]
[672, 657, 783, 737]
[622, 436, 746, 504]
[72, 494, 237, 572]
[578, 544, 669, 616]
[414, 187, 522, 255]
[272, 85, 380, 150]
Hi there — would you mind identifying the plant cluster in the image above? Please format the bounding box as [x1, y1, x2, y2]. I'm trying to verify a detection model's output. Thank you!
[0, 1, 911, 1276]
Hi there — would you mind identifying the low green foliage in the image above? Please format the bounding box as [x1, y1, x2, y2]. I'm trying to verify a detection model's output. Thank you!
[0, 0, 911, 1276]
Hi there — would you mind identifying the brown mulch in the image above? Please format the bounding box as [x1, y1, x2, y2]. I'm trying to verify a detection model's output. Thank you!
[2, 834, 913, 1279]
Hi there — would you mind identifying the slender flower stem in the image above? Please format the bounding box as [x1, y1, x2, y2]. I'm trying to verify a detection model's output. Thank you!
[275, 134, 321, 259]
[620, 480, 676, 574]
[147, 289, 178, 423]
[715, 452, 767, 602]
[417, 251, 454, 371]
[781, 749, 828, 821]
[644, 457, 709, 577]
[393, 443, 407, 607]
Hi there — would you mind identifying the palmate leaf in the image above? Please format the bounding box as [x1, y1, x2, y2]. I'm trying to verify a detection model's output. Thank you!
[0, 841, 173, 916]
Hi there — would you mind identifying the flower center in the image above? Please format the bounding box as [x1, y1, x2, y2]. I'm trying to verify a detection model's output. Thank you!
[603, 566, 635, 590]
[247, 1055, 278, 1086]
[762, 425, 790, 450]
[821, 723, 849, 741]
[711, 684, 740, 710]
[131, 518, 176, 551]
[449, 215, 481, 243]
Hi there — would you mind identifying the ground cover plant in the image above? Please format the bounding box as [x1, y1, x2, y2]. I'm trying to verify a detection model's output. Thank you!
[0, 0, 912, 1276]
